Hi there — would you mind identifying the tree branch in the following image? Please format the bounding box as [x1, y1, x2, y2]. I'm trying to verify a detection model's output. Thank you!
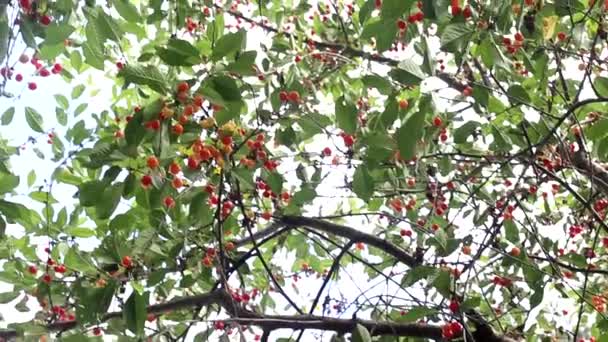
[278, 215, 419, 267]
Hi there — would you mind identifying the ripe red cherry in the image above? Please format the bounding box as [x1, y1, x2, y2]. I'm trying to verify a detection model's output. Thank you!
[279, 91, 288, 102]
[462, 86, 473, 97]
[28, 82, 37, 90]
[15, 74, 23, 82]
[449, 299, 460, 312]
[322, 147, 332, 157]
[398, 99, 409, 110]
[141, 175, 153, 188]
[214, 321, 225, 330]
[146, 313, 156, 322]
[451, 5, 461, 16]
[176, 81, 189, 93]
[40, 15, 52, 26]
[342, 134, 355, 147]
[93, 327, 102, 336]
[171, 177, 183, 189]
[169, 162, 181, 175]
[288, 90, 300, 103]
[295, 55, 302, 62]
[42, 273, 52, 284]
[163, 196, 176, 208]
[510, 247, 521, 257]
[121, 255, 133, 268]
[463, 6, 472, 18]
[407, 178, 416, 187]
[514, 32, 524, 41]
[187, 156, 199, 169]
[557, 32, 567, 41]
[433, 116, 443, 127]
[54, 264, 66, 273]
[147, 156, 159, 169]
[202, 256, 212, 266]
[39, 68, 50, 77]
[116, 61, 124, 70]
[397, 19, 407, 31]
[172, 123, 184, 135]
[28, 265, 37, 274]
[261, 211, 272, 220]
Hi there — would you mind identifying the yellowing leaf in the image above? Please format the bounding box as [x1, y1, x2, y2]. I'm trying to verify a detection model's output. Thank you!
[542, 16, 558, 41]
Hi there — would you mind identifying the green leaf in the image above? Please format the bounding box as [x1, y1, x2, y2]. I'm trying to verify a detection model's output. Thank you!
[594, 77, 608, 98]
[335, 96, 358, 134]
[27, 170, 36, 187]
[66, 227, 96, 238]
[504, 220, 520, 243]
[507, 85, 531, 104]
[1, 107, 14, 125]
[353, 166, 374, 202]
[74, 103, 88, 117]
[44, 23, 75, 45]
[54, 94, 69, 110]
[83, 41, 105, 70]
[112, 0, 142, 22]
[96, 183, 124, 220]
[0, 173, 19, 194]
[351, 324, 372, 342]
[380, 0, 415, 19]
[157, 38, 201, 66]
[440, 24, 474, 53]
[266, 172, 284, 194]
[118, 64, 168, 94]
[95, 9, 124, 43]
[396, 106, 427, 160]
[398, 307, 438, 322]
[211, 30, 245, 61]
[389, 60, 425, 86]
[123, 290, 149, 335]
[25, 107, 45, 133]
[0, 5, 8, 65]
[72, 84, 85, 99]
[362, 75, 392, 95]
[56, 108, 68, 126]
[453, 121, 480, 144]
[0, 291, 19, 304]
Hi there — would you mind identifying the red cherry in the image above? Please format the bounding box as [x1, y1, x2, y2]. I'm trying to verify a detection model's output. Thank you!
[141, 175, 153, 188]
[261, 211, 272, 220]
[163, 196, 176, 208]
[40, 15, 52, 26]
[54, 264, 66, 274]
[397, 19, 407, 31]
[121, 255, 133, 268]
[93, 327, 102, 336]
[15, 74, 23, 82]
[451, 5, 461, 16]
[214, 321, 225, 330]
[463, 6, 472, 18]
[147, 156, 159, 169]
[510, 247, 521, 257]
[433, 116, 443, 127]
[147, 313, 156, 322]
[225, 241, 235, 252]
[169, 162, 181, 175]
[42, 273, 52, 284]
[171, 177, 183, 189]
[52, 63, 62, 73]
[39, 68, 50, 77]
[28, 82, 37, 90]
[461, 85, 476, 98]
[342, 134, 355, 147]
[187, 156, 199, 169]
[279, 91, 288, 102]
[116, 61, 124, 70]
[398, 99, 409, 110]
[176, 81, 189, 93]
[449, 299, 460, 312]
[295, 55, 302, 62]
[114, 130, 124, 138]
[221, 135, 233, 146]
[288, 90, 300, 103]
[322, 147, 332, 157]
[514, 32, 524, 41]
[28, 265, 37, 274]
[407, 178, 416, 187]
[172, 123, 184, 135]
[502, 37, 512, 46]
[202, 256, 212, 266]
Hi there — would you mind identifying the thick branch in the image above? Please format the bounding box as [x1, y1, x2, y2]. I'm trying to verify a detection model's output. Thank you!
[278, 215, 419, 267]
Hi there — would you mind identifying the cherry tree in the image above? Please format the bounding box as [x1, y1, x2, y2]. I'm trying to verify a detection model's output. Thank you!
[0, 0, 607, 341]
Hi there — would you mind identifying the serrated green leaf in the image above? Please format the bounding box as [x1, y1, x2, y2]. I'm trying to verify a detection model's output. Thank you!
[113, 0, 142, 22]
[335, 96, 357, 134]
[353, 166, 373, 202]
[24, 107, 44, 133]
[1, 107, 14, 125]
[212, 30, 245, 61]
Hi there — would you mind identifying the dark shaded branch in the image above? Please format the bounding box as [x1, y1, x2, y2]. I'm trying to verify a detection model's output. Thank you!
[279, 215, 419, 267]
